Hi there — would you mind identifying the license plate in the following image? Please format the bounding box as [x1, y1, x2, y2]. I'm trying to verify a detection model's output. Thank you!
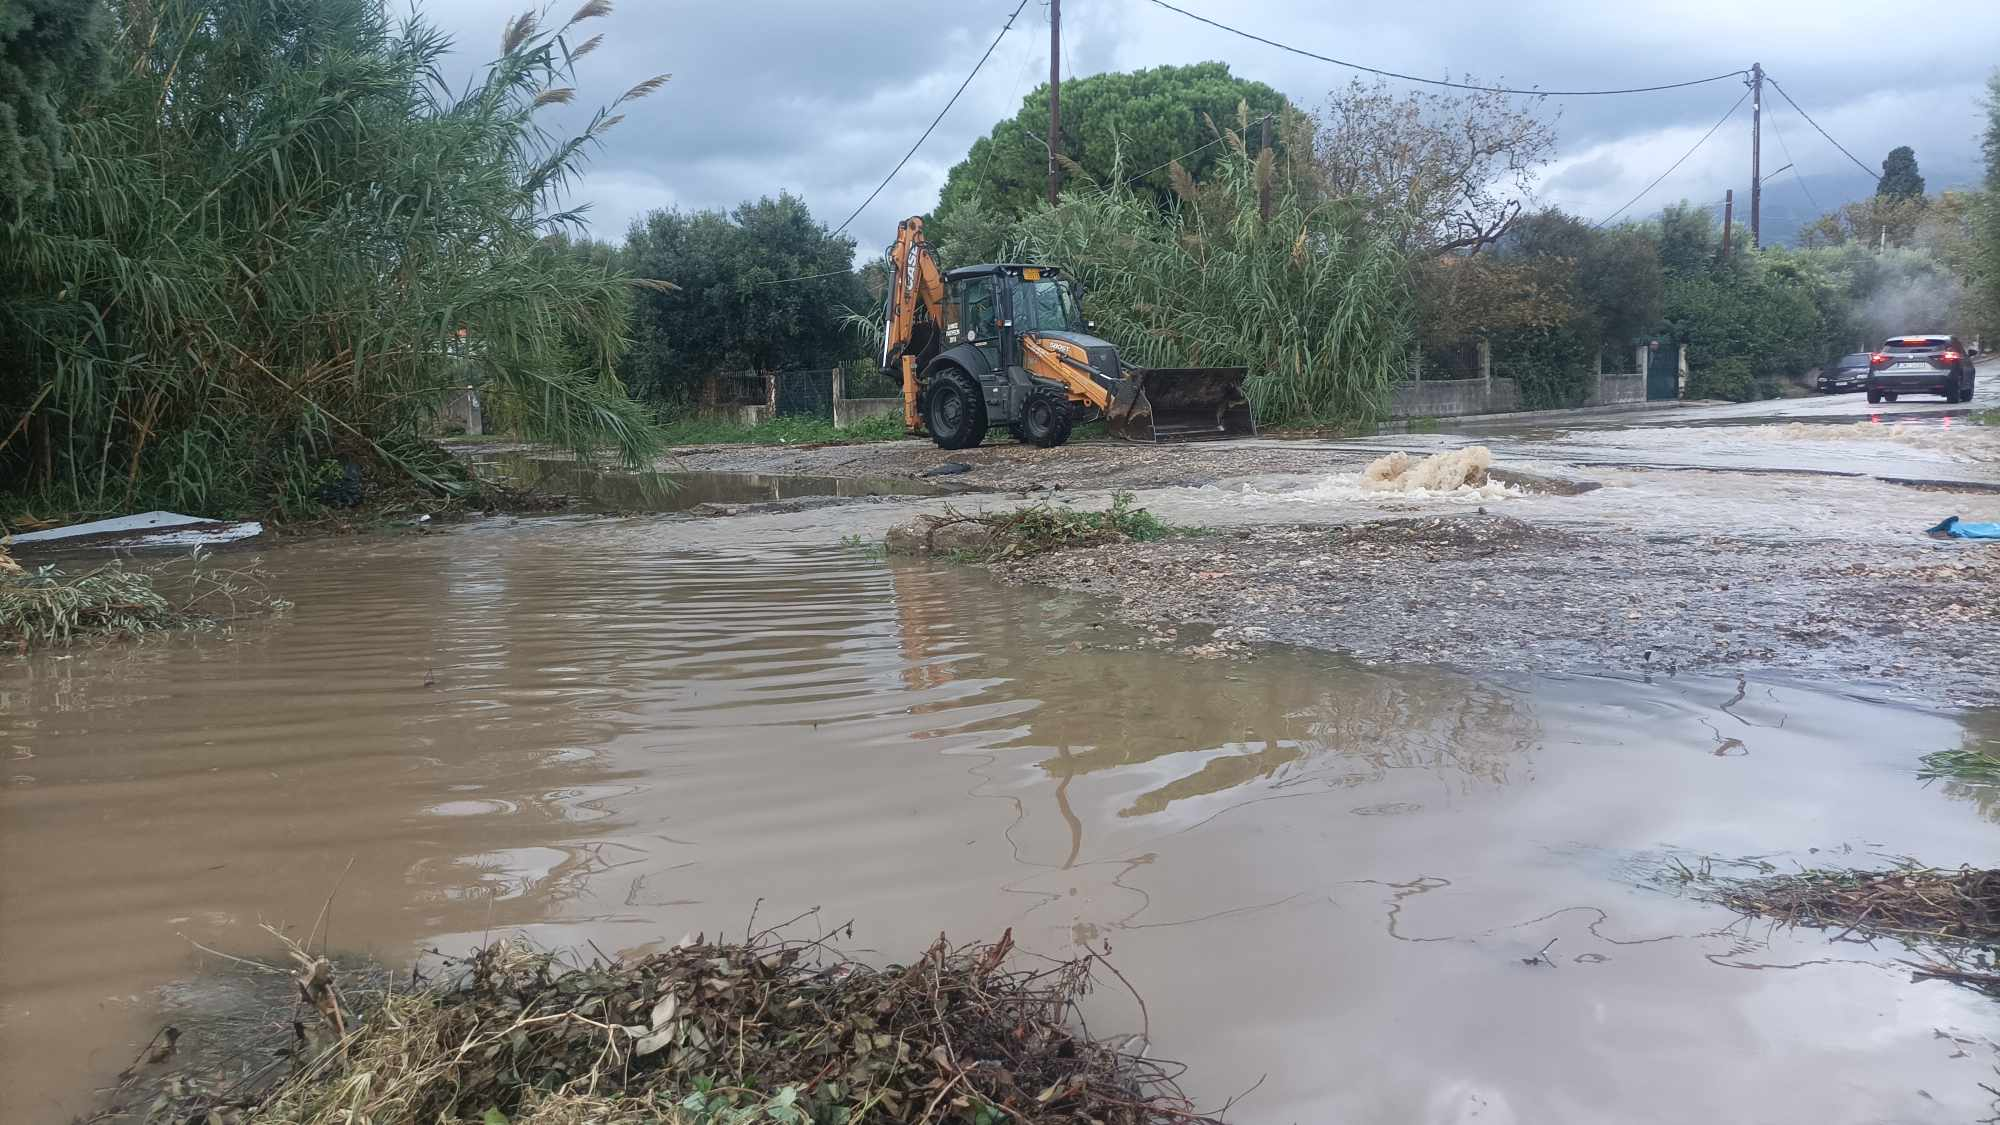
[1891, 362, 1929, 371]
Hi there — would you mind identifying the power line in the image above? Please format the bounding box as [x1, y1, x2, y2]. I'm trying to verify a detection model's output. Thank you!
[1141, 0, 1746, 96]
[1594, 88, 1751, 228]
[755, 267, 856, 287]
[1123, 113, 1276, 186]
[829, 0, 1031, 239]
[1764, 76, 1875, 178]
[1764, 105, 1821, 213]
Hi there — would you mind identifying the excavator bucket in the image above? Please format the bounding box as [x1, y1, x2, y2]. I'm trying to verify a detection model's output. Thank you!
[1105, 367, 1257, 443]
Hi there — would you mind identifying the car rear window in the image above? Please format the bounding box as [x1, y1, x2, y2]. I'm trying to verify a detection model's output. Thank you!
[1885, 336, 1949, 352]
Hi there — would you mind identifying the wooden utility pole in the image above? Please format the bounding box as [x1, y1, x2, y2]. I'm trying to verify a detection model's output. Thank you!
[1047, 0, 1061, 206]
[1721, 189, 1733, 258]
[1748, 61, 1763, 249]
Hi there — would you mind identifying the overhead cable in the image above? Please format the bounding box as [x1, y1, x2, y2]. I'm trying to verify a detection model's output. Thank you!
[1593, 89, 1751, 228]
[1141, 0, 1747, 96]
[829, 0, 1032, 238]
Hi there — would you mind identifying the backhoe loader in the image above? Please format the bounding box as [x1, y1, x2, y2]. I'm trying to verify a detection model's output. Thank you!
[879, 216, 1256, 449]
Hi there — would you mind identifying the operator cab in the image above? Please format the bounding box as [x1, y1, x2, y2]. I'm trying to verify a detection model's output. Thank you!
[940, 264, 1089, 348]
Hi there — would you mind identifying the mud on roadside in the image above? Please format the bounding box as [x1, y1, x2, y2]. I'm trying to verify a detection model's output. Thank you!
[663, 437, 1369, 492]
[974, 511, 2000, 705]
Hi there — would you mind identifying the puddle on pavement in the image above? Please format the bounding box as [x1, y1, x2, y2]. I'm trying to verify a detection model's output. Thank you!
[7, 516, 2000, 1123]
[472, 453, 944, 512]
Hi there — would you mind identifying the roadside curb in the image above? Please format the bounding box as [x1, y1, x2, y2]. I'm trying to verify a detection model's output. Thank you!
[1374, 398, 1721, 433]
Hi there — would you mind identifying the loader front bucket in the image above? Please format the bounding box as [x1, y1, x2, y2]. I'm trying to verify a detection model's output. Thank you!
[1105, 367, 1257, 443]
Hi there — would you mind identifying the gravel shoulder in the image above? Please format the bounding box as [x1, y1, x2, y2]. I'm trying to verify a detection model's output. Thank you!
[976, 511, 2000, 706]
[664, 436, 1367, 491]
[537, 424, 2000, 705]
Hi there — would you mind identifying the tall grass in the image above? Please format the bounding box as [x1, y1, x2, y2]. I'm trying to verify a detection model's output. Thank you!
[1008, 115, 1413, 429]
[0, 0, 668, 519]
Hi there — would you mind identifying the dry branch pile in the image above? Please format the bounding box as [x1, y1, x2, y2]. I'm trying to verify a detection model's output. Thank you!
[153, 929, 1216, 1125]
[1713, 866, 2000, 946]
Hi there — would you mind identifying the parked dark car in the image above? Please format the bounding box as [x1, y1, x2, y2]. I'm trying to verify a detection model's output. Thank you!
[1817, 353, 1872, 393]
[1866, 335, 1976, 403]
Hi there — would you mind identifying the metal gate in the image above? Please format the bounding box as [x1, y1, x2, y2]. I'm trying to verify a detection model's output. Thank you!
[773, 370, 833, 419]
[1646, 338, 1679, 400]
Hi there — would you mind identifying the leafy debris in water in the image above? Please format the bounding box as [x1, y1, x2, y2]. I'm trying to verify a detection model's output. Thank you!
[139, 926, 1220, 1125]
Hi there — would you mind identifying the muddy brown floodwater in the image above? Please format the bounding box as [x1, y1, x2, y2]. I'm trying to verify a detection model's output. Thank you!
[8, 512, 2000, 1123]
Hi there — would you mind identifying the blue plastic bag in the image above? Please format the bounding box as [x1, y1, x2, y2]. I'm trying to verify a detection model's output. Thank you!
[1926, 516, 2000, 539]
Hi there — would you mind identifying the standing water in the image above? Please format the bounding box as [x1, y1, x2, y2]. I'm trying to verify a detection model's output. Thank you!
[5, 512, 2000, 1123]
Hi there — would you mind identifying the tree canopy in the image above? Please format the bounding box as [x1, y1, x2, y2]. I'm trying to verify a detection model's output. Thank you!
[1877, 145, 1925, 200]
[620, 192, 864, 406]
[0, 0, 104, 215]
[1312, 78, 1555, 255]
[1973, 73, 2000, 337]
[929, 62, 1290, 263]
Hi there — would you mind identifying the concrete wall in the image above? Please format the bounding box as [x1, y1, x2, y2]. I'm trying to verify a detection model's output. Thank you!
[831, 365, 906, 430]
[834, 397, 902, 428]
[1388, 376, 1520, 418]
[1391, 340, 1664, 419]
[1586, 373, 1646, 406]
[692, 370, 775, 425]
[693, 404, 773, 426]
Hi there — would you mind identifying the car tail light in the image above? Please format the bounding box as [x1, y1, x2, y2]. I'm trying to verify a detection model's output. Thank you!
[1939, 350, 1962, 364]
[1870, 352, 1889, 367]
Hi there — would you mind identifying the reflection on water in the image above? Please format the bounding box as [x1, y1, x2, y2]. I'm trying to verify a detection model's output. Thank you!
[4, 515, 2000, 1124]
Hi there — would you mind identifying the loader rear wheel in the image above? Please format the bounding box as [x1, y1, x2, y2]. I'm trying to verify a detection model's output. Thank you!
[923, 366, 988, 450]
[1017, 386, 1074, 448]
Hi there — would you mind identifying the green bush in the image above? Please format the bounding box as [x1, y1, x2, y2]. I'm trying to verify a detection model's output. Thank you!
[1491, 325, 1598, 409]
[1009, 133, 1413, 430]
[1, 0, 667, 519]
[1688, 357, 1755, 401]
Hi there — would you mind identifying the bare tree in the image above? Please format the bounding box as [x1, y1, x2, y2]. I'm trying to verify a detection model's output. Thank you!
[1313, 78, 1556, 255]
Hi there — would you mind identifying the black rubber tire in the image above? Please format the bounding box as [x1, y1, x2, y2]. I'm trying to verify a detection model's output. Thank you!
[1015, 385, 1074, 448]
[922, 366, 988, 450]
[1867, 388, 1881, 404]
[1884, 393, 1898, 402]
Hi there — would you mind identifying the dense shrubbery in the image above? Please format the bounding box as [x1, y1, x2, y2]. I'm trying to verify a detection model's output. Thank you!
[1009, 126, 1413, 429]
[1, 0, 667, 521]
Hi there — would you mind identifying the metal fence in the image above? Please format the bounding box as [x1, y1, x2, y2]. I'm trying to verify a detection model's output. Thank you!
[701, 372, 768, 407]
[843, 365, 902, 399]
[1419, 341, 1483, 382]
[774, 370, 833, 419]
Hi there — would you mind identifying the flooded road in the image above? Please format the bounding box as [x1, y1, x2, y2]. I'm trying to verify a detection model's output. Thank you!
[7, 515, 2000, 1123]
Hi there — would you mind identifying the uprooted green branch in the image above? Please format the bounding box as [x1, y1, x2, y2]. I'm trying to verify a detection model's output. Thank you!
[888, 492, 1177, 562]
[0, 553, 288, 651]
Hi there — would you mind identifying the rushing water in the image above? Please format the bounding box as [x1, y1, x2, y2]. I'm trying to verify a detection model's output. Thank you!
[6, 511, 2000, 1123]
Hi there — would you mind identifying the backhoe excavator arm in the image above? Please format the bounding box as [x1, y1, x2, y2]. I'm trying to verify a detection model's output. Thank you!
[881, 217, 948, 431]
[1018, 334, 1113, 412]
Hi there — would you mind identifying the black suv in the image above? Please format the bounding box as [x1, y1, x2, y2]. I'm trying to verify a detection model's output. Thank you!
[1866, 335, 1976, 403]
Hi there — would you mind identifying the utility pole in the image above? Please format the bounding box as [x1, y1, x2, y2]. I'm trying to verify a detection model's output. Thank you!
[1047, 0, 1061, 206]
[1749, 61, 1763, 249]
[1721, 189, 1733, 258]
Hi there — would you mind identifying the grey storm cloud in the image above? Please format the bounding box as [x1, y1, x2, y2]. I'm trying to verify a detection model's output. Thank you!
[412, 0, 2000, 251]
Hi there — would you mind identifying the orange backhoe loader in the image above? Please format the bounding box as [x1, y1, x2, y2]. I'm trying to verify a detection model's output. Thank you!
[879, 217, 1256, 449]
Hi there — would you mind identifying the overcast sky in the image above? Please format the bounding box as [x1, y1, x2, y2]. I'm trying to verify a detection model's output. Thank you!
[414, 0, 2000, 253]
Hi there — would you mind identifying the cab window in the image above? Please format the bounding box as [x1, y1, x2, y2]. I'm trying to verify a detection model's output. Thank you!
[959, 278, 996, 340]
